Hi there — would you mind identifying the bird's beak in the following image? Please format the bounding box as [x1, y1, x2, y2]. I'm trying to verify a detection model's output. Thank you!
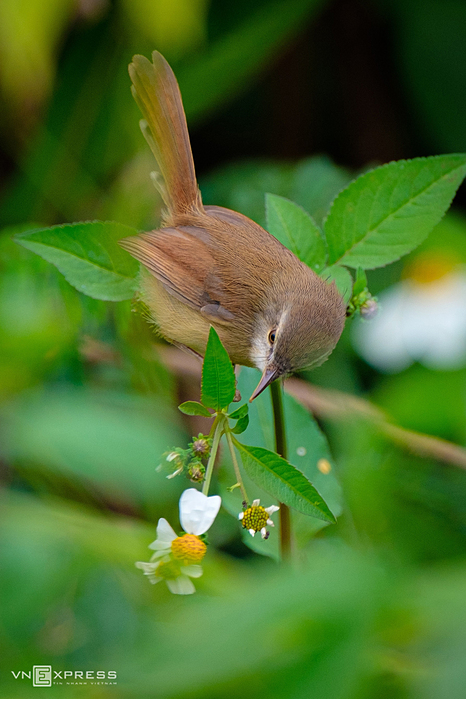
[249, 367, 281, 402]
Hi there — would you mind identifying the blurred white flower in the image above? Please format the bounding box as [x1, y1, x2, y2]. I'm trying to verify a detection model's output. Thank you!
[352, 256, 466, 373]
[238, 498, 279, 539]
[136, 489, 221, 595]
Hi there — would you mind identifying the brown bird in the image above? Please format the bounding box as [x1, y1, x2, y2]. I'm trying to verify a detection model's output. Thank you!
[120, 51, 346, 401]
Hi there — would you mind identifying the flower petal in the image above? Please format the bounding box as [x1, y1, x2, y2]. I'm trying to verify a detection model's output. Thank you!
[252, 499, 260, 507]
[149, 549, 171, 562]
[135, 561, 162, 583]
[149, 518, 177, 550]
[179, 488, 221, 535]
[265, 505, 279, 515]
[166, 575, 196, 595]
[135, 560, 156, 574]
[181, 564, 203, 578]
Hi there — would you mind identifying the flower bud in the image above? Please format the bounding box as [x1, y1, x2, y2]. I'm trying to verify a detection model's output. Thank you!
[360, 298, 378, 320]
[188, 460, 205, 483]
[190, 435, 211, 458]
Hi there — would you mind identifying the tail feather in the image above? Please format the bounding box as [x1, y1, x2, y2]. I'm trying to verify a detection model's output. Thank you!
[129, 51, 203, 221]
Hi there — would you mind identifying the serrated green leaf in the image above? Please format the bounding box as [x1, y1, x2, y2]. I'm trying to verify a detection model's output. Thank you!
[228, 404, 249, 420]
[231, 414, 249, 434]
[325, 154, 466, 269]
[233, 440, 335, 523]
[201, 327, 236, 411]
[178, 401, 212, 417]
[321, 264, 353, 303]
[219, 367, 342, 559]
[266, 193, 327, 271]
[15, 221, 139, 301]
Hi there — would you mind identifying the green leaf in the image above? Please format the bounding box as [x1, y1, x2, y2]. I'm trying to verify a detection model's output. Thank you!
[324, 154, 466, 269]
[352, 267, 368, 296]
[219, 366, 342, 558]
[178, 401, 212, 417]
[201, 327, 236, 411]
[233, 441, 335, 523]
[321, 264, 353, 303]
[266, 193, 327, 271]
[15, 221, 139, 301]
[231, 414, 249, 434]
[228, 404, 249, 420]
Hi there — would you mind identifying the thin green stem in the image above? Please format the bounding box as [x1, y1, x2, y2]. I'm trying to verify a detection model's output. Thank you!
[202, 415, 224, 496]
[270, 379, 291, 561]
[225, 429, 248, 503]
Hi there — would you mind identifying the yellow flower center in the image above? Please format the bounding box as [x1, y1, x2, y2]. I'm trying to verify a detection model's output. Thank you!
[241, 505, 268, 532]
[404, 252, 457, 284]
[155, 558, 181, 580]
[171, 534, 207, 563]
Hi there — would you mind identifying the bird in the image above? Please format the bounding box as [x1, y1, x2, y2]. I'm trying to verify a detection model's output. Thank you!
[119, 51, 346, 401]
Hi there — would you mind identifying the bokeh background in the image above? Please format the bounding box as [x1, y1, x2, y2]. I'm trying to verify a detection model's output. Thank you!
[2, 0, 466, 698]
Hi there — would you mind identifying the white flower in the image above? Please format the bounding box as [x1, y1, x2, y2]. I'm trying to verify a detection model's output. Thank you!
[179, 488, 221, 535]
[353, 264, 466, 373]
[136, 489, 221, 595]
[238, 499, 279, 539]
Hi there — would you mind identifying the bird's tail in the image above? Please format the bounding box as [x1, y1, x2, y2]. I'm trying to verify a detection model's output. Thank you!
[129, 51, 203, 221]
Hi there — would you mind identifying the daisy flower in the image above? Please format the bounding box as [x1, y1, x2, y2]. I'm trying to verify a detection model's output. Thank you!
[353, 254, 466, 373]
[136, 488, 221, 595]
[238, 499, 279, 539]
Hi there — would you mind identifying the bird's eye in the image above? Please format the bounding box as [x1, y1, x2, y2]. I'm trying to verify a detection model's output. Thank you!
[268, 329, 276, 344]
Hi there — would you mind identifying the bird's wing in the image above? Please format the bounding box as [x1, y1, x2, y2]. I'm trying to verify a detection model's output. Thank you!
[119, 227, 233, 321]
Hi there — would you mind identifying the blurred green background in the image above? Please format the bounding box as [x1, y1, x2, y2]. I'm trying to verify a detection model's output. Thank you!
[2, 0, 466, 698]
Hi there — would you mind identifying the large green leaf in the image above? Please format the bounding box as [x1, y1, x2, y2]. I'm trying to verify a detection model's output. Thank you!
[15, 221, 139, 301]
[325, 154, 466, 269]
[266, 193, 327, 271]
[234, 441, 335, 523]
[201, 327, 236, 411]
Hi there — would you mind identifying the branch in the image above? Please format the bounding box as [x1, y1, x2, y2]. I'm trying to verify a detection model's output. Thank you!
[81, 341, 466, 471]
[284, 378, 466, 470]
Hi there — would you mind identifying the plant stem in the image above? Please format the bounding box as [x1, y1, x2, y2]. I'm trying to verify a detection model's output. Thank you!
[202, 415, 224, 496]
[225, 430, 248, 503]
[270, 379, 291, 561]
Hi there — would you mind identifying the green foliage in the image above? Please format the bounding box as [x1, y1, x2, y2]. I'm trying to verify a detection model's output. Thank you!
[220, 366, 341, 558]
[201, 327, 236, 410]
[178, 0, 326, 122]
[2, 388, 184, 515]
[234, 441, 335, 522]
[178, 400, 212, 417]
[15, 221, 139, 301]
[394, 0, 466, 154]
[321, 264, 354, 303]
[325, 154, 466, 269]
[3, 2, 466, 695]
[265, 193, 326, 271]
